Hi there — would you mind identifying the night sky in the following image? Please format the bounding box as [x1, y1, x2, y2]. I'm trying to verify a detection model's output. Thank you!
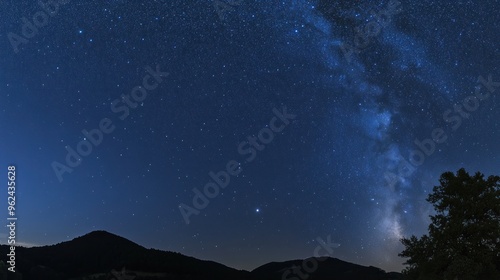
[0, 0, 498, 273]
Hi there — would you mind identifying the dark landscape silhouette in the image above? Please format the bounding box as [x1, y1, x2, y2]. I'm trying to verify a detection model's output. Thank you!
[1, 230, 402, 280]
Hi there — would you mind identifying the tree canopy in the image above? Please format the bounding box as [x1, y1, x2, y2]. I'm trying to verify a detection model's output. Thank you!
[399, 168, 500, 280]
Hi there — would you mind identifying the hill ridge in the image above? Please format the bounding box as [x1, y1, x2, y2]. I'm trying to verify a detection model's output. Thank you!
[1, 230, 402, 280]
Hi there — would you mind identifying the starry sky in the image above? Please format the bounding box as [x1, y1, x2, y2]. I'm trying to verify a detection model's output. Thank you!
[0, 0, 498, 273]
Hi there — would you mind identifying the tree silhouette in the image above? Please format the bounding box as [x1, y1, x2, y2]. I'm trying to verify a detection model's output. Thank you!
[399, 168, 500, 280]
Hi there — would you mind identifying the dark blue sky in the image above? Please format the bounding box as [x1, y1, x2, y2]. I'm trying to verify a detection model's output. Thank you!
[0, 0, 498, 272]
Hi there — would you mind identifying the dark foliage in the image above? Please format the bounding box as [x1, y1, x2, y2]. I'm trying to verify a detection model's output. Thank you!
[399, 168, 500, 280]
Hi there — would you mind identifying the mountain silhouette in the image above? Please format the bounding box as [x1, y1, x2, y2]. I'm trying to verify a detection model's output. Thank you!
[0, 230, 401, 280]
[252, 258, 403, 280]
